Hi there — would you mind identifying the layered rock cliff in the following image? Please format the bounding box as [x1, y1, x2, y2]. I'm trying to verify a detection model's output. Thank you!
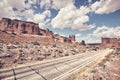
[101, 37, 120, 48]
[0, 18, 40, 35]
[0, 18, 76, 43]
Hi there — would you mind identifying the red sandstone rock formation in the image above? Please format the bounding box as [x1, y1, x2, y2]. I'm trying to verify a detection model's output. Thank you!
[101, 37, 120, 48]
[53, 34, 73, 43]
[0, 18, 76, 43]
[45, 28, 54, 36]
[69, 35, 75, 42]
[0, 18, 40, 35]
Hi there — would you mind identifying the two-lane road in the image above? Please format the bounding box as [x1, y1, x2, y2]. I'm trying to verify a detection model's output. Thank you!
[0, 49, 113, 80]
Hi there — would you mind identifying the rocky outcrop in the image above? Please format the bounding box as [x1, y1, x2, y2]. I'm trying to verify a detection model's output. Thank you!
[0, 18, 76, 43]
[69, 35, 75, 42]
[0, 18, 40, 35]
[45, 28, 54, 36]
[101, 37, 120, 48]
[53, 34, 72, 43]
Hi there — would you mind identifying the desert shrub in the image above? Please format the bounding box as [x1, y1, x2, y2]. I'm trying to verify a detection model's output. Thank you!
[53, 44, 56, 47]
[19, 49, 23, 52]
[13, 59, 17, 63]
[0, 61, 4, 68]
[32, 41, 40, 45]
[65, 53, 69, 56]
[37, 56, 44, 60]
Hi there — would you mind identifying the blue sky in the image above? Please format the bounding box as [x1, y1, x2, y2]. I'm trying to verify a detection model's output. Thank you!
[0, 0, 120, 43]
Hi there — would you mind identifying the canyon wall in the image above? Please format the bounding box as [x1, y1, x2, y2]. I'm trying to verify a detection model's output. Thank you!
[101, 37, 120, 48]
[0, 18, 76, 43]
[0, 18, 40, 35]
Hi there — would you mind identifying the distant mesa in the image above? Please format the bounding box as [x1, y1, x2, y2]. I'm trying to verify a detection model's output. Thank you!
[101, 37, 120, 48]
[0, 18, 76, 43]
[0, 18, 40, 35]
[86, 37, 120, 48]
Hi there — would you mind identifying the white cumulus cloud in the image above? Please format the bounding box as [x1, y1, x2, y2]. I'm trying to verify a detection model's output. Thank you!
[51, 4, 95, 31]
[91, 0, 120, 14]
[0, 0, 31, 20]
[92, 26, 120, 38]
[51, 0, 75, 10]
[40, 0, 51, 9]
[76, 26, 120, 43]
[0, 0, 18, 19]
[27, 10, 51, 28]
[40, 0, 75, 10]
[8, 0, 28, 11]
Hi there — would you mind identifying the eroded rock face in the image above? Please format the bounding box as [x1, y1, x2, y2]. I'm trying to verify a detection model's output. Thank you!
[0, 18, 40, 35]
[101, 37, 120, 48]
[69, 35, 75, 43]
[0, 18, 76, 43]
[45, 28, 53, 36]
[53, 34, 72, 43]
[69, 35, 75, 41]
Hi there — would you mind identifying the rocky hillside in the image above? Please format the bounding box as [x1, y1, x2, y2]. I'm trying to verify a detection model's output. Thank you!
[0, 39, 86, 68]
[0, 18, 86, 69]
[0, 18, 76, 43]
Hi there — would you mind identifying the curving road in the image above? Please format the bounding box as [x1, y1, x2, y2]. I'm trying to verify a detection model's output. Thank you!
[0, 49, 113, 80]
